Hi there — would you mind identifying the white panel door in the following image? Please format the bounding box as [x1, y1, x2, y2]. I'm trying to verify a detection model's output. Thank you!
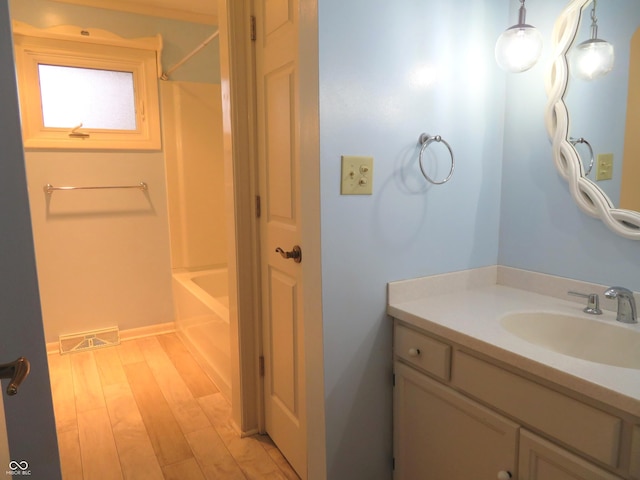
[255, 0, 306, 477]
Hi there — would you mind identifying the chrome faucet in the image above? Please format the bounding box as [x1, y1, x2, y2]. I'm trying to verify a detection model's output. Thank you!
[604, 287, 638, 324]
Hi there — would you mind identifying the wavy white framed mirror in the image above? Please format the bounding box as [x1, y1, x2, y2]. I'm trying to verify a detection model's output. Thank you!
[545, 0, 640, 239]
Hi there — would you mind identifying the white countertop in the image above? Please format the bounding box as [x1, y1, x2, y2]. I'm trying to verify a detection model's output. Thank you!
[388, 283, 640, 418]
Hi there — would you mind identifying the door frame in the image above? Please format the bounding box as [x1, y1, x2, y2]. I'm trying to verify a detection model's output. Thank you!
[218, 0, 263, 435]
[218, 0, 327, 477]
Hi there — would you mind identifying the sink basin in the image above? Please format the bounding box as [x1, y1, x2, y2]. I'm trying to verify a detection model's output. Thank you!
[500, 312, 640, 369]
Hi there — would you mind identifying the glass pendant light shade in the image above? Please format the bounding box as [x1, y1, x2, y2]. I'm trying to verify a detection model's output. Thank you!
[572, 39, 614, 80]
[495, 0, 543, 73]
[570, 1, 614, 80]
[495, 24, 544, 73]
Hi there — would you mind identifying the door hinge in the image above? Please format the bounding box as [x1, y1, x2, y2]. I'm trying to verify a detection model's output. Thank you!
[392, 457, 395, 470]
[250, 15, 257, 41]
[259, 355, 265, 377]
[256, 195, 261, 218]
[392, 373, 395, 387]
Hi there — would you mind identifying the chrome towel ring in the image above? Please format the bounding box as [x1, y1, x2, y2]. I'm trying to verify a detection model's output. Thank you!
[569, 137, 594, 177]
[418, 133, 455, 185]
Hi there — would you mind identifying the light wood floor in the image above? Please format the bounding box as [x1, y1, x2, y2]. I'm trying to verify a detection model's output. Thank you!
[47, 333, 300, 480]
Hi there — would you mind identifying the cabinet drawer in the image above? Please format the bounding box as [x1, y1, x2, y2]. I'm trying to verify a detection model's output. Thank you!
[452, 350, 622, 467]
[394, 324, 450, 381]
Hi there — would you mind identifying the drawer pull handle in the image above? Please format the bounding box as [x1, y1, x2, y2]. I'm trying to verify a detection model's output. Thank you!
[497, 471, 512, 480]
[408, 348, 421, 357]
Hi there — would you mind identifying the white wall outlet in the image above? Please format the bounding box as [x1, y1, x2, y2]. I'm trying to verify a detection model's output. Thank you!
[341, 156, 374, 195]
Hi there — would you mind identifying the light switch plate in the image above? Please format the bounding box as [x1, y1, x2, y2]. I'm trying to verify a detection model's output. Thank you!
[341, 156, 373, 195]
[595, 153, 614, 181]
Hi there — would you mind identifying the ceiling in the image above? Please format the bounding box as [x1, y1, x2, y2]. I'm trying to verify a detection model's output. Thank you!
[51, 0, 218, 25]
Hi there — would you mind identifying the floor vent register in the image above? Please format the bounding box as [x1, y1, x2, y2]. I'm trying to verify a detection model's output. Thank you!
[58, 327, 121, 354]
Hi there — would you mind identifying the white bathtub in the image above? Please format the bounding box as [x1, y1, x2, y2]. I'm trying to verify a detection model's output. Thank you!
[172, 268, 231, 400]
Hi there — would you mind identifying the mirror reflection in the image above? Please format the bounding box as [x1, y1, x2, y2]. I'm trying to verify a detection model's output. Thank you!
[565, 0, 640, 212]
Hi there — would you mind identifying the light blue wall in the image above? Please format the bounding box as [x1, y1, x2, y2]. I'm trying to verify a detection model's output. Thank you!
[319, 1, 507, 477]
[9, 0, 219, 84]
[499, 0, 640, 291]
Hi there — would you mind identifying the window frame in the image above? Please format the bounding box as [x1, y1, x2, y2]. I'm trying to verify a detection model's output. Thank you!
[12, 21, 163, 150]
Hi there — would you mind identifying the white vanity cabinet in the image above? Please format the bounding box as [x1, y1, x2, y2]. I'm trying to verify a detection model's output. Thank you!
[393, 320, 638, 480]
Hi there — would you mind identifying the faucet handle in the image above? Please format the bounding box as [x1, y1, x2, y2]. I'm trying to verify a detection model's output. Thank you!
[568, 291, 603, 315]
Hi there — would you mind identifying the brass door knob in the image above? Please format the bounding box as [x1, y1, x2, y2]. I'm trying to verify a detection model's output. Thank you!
[275, 245, 302, 263]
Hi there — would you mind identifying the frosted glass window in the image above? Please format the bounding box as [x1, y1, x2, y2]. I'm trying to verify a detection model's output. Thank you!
[38, 64, 137, 130]
[13, 24, 161, 149]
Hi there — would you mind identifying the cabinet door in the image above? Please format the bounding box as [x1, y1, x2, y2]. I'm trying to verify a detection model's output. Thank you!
[519, 430, 622, 480]
[632, 425, 640, 479]
[393, 362, 518, 479]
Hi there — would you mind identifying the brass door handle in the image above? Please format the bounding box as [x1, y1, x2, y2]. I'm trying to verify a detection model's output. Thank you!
[0, 357, 30, 395]
[275, 245, 302, 263]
